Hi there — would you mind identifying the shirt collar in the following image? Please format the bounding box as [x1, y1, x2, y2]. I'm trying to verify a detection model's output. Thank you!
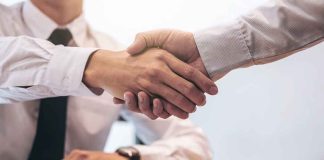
[22, 0, 88, 46]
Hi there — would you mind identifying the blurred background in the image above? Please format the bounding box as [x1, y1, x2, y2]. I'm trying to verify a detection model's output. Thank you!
[1, 0, 324, 160]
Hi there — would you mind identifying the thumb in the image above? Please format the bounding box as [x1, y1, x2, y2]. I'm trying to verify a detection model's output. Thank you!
[127, 33, 149, 55]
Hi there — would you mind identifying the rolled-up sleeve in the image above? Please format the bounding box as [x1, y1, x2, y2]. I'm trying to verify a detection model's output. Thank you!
[0, 36, 98, 103]
[194, 0, 324, 81]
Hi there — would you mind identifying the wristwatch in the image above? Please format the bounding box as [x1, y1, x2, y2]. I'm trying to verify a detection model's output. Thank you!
[116, 147, 141, 160]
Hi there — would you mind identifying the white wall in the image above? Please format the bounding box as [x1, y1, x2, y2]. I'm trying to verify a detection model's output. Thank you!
[1, 0, 324, 160]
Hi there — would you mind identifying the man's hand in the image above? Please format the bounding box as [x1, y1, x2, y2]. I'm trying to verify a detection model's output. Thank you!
[65, 150, 127, 160]
[83, 48, 216, 119]
[113, 30, 219, 119]
[128, 30, 209, 76]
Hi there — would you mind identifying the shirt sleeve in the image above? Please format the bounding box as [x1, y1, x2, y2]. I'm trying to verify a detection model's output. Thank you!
[0, 36, 98, 103]
[194, 0, 324, 81]
[120, 108, 213, 160]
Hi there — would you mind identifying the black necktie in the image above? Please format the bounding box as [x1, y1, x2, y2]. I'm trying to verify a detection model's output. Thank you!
[28, 29, 73, 160]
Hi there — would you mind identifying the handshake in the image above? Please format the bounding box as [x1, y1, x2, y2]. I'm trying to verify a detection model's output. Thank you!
[83, 29, 221, 120]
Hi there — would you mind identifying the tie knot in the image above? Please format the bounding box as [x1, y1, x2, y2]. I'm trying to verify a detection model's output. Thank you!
[48, 28, 73, 46]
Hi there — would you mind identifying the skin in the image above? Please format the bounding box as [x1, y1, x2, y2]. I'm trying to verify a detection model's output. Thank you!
[64, 150, 128, 160]
[29, 0, 217, 156]
[32, 0, 127, 158]
[114, 30, 222, 119]
[32, 0, 83, 25]
[33, 0, 217, 120]
[84, 49, 214, 116]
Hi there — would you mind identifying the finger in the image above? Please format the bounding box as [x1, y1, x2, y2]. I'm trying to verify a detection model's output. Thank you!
[138, 93, 171, 119]
[153, 99, 170, 119]
[164, 101, 189, 119]
[124, 92, 141, 113]
[159, 110, 171, 119]
[152, 98, 171, 119]
[127, 33, 148, 55]
[138, 91, 158, 120]
[164, 54, 218, 96]
[127, 30, 170, 55]
[152, 98, 163, 115]
[161, 68, 206, 106]
[113, 97, 125, 104]
[148, 83, 196, 113]
[127, 31, 158, 55]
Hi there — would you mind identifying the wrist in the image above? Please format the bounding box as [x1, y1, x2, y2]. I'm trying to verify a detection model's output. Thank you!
[82, 50, 108, 94]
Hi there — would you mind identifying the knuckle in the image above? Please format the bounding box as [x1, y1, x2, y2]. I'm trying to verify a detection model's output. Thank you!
[136, 32, 145, 39]
[145, 67, 168, 81]
[184, 67, 195, 78]
[156, 52, 169, 61]
[134, 74, 142, 82]
[184, 83, 196, 94]
[146, 67, 160, 78]
[203, 82, 211, 91]
[174, 94, 186, 106]
[138, 79, 152, 89]
[174, 93, 183, 102]
[154, 51, 164, 59]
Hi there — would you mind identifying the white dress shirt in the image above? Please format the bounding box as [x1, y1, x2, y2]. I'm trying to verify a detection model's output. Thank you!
[0, 2, 98, 103]
[194, 0, 324, 81]
[0, 1, 212, 160]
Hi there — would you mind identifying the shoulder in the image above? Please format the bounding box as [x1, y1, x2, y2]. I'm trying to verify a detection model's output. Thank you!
[0, 2, 23, 19]
[0, 2, 25, 36]
[0, 3, 14, 18]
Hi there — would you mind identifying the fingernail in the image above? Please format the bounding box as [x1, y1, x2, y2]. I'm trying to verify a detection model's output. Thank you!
[193, 107, 197, 112]
[153, 99, 158, 108]
[138, 94, 144, 104]
[201, 98, 206, 106]
[209, 86, 218, 95]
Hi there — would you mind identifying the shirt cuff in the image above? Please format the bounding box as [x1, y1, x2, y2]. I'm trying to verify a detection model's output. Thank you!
[42, 46, 99, 96]
[194, 21, 254, 81]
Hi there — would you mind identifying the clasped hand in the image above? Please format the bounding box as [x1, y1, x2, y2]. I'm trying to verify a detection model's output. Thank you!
[84, 30, 218, 119]
[112, 30, 220, 119]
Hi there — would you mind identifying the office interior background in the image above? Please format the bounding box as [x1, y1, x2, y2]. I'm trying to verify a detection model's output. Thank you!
[1, 0, 324, 160]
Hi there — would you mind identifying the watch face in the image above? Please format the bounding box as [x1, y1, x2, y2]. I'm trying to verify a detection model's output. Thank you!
[117, 147, 141, 160]
[119, 149, 133, 157]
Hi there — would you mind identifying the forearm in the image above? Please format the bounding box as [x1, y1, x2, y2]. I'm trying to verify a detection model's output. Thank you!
[195, 0, 324, 81]
[0, 36, 97, 103]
